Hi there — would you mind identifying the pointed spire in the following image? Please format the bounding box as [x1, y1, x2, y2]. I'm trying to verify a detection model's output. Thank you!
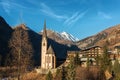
[44, 20, 46, 30]
[43, 20, 47, 38]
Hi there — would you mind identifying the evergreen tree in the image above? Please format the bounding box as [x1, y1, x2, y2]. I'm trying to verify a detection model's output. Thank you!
[61, 66, 67, 80]
[46, 71, 53, 80]
[67, 57, 76, 80]
[74, 52, 80, 66]
[96, 50, 100, 66]
[86, 57, 90, 68]
[100, 46, 110, 71]
[99, 46, 111, 80]
[54, 68, 61, 80]
[113, 59, 120, 79]
[54, 68, 62, 80]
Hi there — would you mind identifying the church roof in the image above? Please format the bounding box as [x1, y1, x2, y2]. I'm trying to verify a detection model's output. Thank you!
[47, 45, 55, 54]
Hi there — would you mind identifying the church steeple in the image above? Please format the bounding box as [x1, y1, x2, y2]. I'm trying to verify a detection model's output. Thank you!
[41, 20, 48, 69]
[43, 20, 47, 38]
[41, 20, 56, 69]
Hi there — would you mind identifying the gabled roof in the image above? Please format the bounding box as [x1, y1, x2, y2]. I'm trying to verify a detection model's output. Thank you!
[81, 46, 102, 51]
[47, 45, 55, 54]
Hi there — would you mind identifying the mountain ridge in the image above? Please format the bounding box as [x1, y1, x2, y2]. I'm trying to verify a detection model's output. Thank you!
[40, 29, 78, 45]
[77, 24, 120, 49]
[0, 16, 13, 65]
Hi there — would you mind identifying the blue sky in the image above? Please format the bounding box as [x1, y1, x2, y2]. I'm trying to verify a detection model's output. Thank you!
[0, 0, 120, 39]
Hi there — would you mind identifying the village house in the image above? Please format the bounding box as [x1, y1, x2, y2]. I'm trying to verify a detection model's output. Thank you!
[66, 46, 103, 67]
[80, 46, 103, 57]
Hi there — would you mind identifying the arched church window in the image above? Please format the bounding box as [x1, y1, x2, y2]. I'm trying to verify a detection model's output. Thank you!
[43, 43, 45, 46]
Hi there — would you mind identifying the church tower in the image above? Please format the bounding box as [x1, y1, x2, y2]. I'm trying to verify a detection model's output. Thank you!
[41, 21, 47, 69]
[41, 21, 56, 69]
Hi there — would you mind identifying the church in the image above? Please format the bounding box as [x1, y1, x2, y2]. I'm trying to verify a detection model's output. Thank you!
[41, 21, 56, 69]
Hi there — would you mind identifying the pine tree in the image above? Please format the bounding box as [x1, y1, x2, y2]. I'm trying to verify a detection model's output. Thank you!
[96, 50, 100, 66]
[54, 66, 67, 80]
[113, 59, 120, 79]
[62, 66, 67, 80]
[67, 57, 76, 80]
[54, 68, 61, 80]
[99, 46, 111, 80]
[74, 52, 80, 66]
[46, 71, 53, 80]
[86, 57, 90, 67]
[100, 46, 110, 71]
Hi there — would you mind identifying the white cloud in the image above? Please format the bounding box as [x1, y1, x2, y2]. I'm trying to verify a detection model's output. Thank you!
[0, 0, 29, 15]
[0, 0, 87, 26]
[0, 0, 11, 14]
[98, 11, 112, 19]
[40, 3, 87, 26]
[64, 11, 87, 25]
[64, 12, 79, 24]
[40, 3, 68, 19]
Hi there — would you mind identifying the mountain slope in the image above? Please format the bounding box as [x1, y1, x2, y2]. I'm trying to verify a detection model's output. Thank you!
[77, 24, 120, 49]
[0, 16, 13, 66]
[40, 30, 78, 45]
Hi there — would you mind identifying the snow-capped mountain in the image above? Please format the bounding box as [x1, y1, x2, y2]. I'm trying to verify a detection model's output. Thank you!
[41, 29, 79, 43]
[60, 31, 79, 42]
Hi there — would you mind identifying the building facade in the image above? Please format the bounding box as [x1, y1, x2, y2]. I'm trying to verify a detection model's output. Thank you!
[81, 46, 103, 57]
[41, 21, 56, 69]
[66, 46, 103, 67]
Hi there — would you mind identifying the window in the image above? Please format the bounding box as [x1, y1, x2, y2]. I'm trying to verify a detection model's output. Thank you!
[43, 43, 45, 46]
[46, 56, 51, 63]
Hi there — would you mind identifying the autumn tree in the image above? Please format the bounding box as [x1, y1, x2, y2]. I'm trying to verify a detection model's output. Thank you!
[6, 24, 33, 77]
